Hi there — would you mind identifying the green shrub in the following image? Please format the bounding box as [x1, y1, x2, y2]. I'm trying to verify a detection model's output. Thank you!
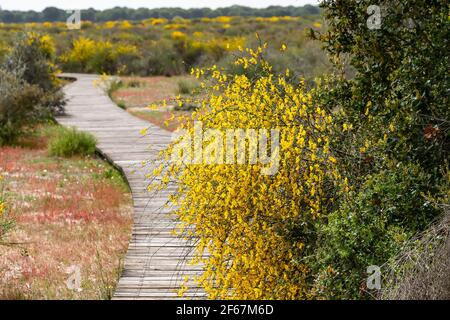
[126, 79, 143, 88]
[315, 0, 449, 173]
[48, 127, 97, 158]
[312, 162, 438, 299]
[117, 101, 126, 110]
[0, 32, 65, 146]
[106, 78, 124, 98]
[5, 33, 65, 114]
[176, 78, 198, 95]
[0, 68, 45, 146]
[307, 0, 449, 299]
[137, 40, 184, 76]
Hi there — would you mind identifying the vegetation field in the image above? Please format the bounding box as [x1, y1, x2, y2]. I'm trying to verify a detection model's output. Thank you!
[0, 14, 328, 79]
[0, 125, 132, 299]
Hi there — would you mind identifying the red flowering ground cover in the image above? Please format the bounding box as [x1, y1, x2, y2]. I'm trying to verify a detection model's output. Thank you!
[0, 126, 133, 299]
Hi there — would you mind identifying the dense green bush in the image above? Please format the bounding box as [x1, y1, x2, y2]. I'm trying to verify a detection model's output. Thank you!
[48, 127, 97, 158]
[0, 32, 65, 145]
[5, 33, 56, 91]
[176, 78, 199, 95]
[0, 68, 45, 145]
[313, 162, 437, 299]
[308, 0, 449, 299]
[315, 0, 449, 172]
[137, 40, 185, 76]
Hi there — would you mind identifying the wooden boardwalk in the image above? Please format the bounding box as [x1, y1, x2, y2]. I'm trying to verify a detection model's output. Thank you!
[57, 74, 205, 300]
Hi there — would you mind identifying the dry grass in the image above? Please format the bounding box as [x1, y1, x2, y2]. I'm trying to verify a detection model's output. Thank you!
[128, 108, 190, 132]
[110, 76, 197, 132]
[111, 76, 192, 109]
[381, 208, 450, 300]
[0, 126, 133, 300]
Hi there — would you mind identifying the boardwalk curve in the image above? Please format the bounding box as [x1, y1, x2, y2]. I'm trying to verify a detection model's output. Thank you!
[56, 74, 204, 300]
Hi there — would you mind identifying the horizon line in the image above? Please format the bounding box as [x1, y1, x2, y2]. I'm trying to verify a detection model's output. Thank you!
[0, 4, 320, 13]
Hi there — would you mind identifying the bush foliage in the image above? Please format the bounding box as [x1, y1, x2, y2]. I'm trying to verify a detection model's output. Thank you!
[0, 32, 65, 145]
[48, 127, 97, 158]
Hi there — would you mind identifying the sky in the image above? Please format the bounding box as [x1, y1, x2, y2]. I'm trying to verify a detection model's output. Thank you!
[0, 0, 319, 11]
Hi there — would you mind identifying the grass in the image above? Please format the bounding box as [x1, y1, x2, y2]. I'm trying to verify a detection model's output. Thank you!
[131, 110, 190, 132]
[0, 124, 133, 299]
[48, 127, 97, 158]
[177, 78, 199, 95]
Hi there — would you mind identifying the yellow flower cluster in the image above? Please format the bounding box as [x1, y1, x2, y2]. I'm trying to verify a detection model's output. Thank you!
[0, 201, 4, 218]
[213, 16, 233, 24]
[104, 21, 117, 29]
[171, 31, 188, 41]
[61, 37, 138, 66]
[313, 22, 322, 28]
[152, 47, 343, 299]
[25, 32, 56, 57]
[164, 23, 188, 30]
[149, 18, 168, 26]
[119, 20, 133, 29]
[39, 34, 56, 57]
[0, 174, 5, 218]
[254, 16, 299, 23]
[61, 37, 97, 64]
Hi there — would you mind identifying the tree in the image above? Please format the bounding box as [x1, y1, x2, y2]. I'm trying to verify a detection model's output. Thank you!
[42, 7, 65, 22]
[0, 5, 322, 23]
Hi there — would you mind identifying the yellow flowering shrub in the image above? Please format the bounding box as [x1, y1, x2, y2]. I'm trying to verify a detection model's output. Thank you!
[38, 34, 56, 57]
[61, 37, 139, 73]
[171, 31, 188, 41]
[164, 24, 188, 30]
[104, 21, 117, 29]
[151, 46, 343, 299]
[313, 22, 322, 28]
[150, 18, 168, 26]
[120, 21, 133, 29]
[23, 32, 56, 59]
[61, 37, 96, 66]
[213, 16, 233, 24]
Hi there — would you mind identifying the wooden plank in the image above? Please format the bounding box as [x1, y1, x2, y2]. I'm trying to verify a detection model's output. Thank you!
[56, 74, 204, 300]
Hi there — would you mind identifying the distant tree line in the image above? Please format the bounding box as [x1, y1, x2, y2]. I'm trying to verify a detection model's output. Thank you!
[0, 5, 320, 23]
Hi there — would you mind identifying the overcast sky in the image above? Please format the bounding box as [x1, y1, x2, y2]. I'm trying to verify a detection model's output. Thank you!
[0, 0, 319, 11]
